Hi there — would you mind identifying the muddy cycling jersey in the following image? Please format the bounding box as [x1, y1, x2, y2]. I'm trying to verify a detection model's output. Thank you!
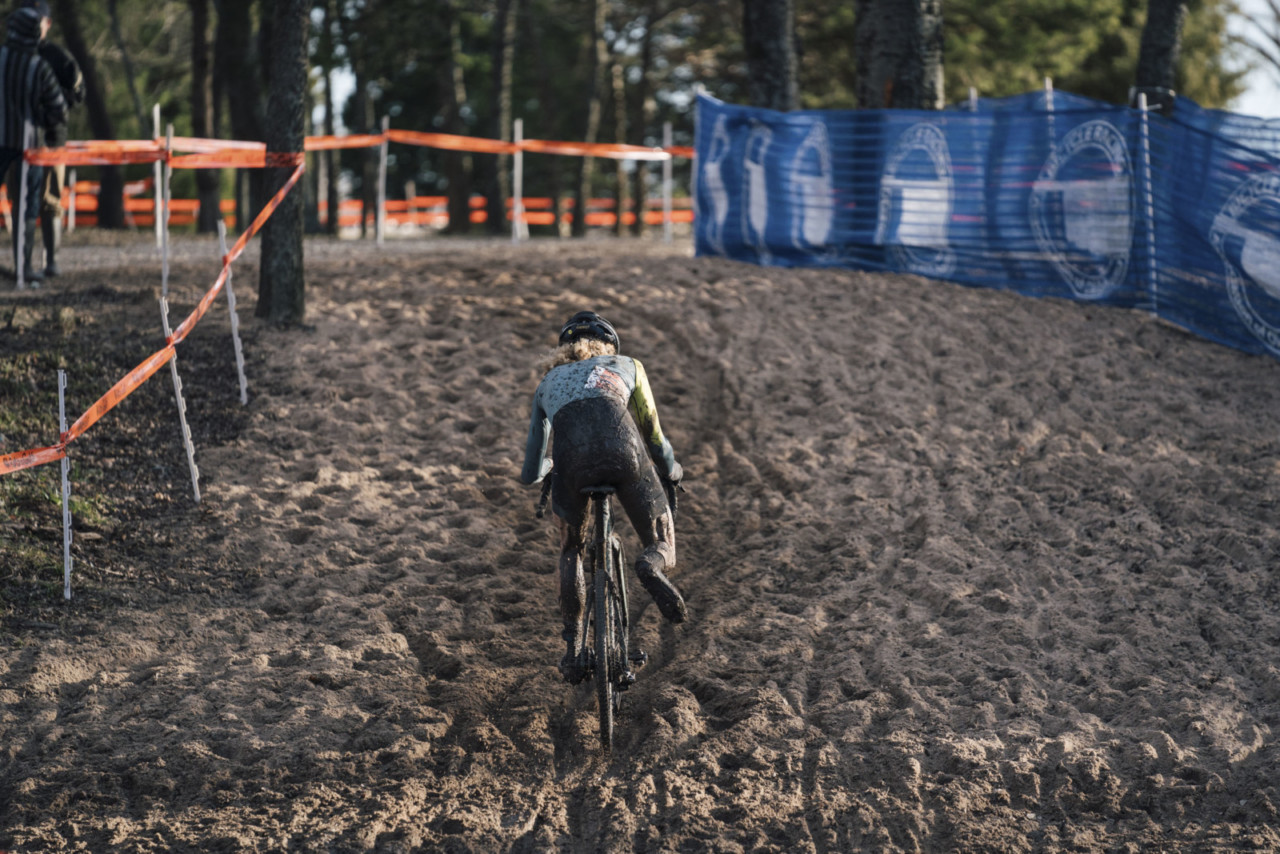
[521, 354, 677, 485]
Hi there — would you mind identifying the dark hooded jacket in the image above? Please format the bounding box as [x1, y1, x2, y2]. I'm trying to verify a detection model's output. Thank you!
[0, 8, 67, 149]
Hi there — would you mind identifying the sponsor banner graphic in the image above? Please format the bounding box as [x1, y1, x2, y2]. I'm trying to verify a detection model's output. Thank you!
[694, 91, 1280, 359]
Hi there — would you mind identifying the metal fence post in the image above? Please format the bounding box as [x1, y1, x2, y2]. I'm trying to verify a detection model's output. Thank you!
[1138, 93, 1159, 312]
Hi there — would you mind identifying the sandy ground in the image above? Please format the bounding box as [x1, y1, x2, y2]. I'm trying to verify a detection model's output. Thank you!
[3, 233, 1280, 852]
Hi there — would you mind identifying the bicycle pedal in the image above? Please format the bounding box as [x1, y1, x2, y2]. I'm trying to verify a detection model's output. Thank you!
[628, 649, 648, 668]
[618, 669, 637, 690]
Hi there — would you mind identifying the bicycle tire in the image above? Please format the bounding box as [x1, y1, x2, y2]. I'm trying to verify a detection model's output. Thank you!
[593, 496, 615, 754]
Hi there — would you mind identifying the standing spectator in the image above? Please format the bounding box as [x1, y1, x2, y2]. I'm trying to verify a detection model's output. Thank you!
[34, 33, 82, 277]
[0, 0, 66, 287]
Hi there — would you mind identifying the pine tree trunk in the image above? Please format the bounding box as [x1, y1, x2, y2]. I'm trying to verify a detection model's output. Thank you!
[190, 0, 221, 233]
[611, 60, 627, 236]
[52, 0, 125, 228]
[1135, 0, 1186, 109]
[440, 0, 472, 235]
[629, 10, 658, 237]
[257, 0, 308, 326]
[107, 0, 147, 136]
[743, 0, 798, 111]
[485, 0, 518, 235]
[854, 0, 945, 110]
[216, 0, 266, 229]
[318, 0, 339, 235]
[572, 0, 608, 238]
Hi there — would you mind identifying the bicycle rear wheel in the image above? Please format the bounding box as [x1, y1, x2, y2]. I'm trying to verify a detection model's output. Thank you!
[593, 496, 622, 755]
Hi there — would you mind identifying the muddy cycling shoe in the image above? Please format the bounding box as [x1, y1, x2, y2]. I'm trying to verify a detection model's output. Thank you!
[636, 558, 687, 624]
[559, 651, 590, 685]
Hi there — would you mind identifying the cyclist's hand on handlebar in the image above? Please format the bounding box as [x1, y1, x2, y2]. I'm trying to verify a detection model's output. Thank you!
[667, 461, 683, 483]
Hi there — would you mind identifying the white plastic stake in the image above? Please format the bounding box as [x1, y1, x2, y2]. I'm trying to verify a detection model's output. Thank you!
[160, 298, 201, 503]
[58, 369, 73, 601]
[153, 104, 163, 248]
[218, 221, 249, 404]
[1045, 77, 1056, 153]
[662, 122, 674, 244]
[969, 87, 978, 111]
[691, 84, 705, 235]
[161, 123, 173, 298]
[16, 122, 30, 290]
[376, 115, 389, 246]
[67, 167, 76, 233]
[1138, 93, 1158, 311]
[512, 118, 526, 243]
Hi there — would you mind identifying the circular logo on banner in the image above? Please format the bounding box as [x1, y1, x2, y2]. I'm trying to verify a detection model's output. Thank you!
[1210, 171, 1280, 356]
[1029, 120, 1134, 299]
[879, 123, 955, 278]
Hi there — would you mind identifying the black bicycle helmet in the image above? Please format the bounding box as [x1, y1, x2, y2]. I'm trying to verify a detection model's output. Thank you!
[558, 311, 620, 350]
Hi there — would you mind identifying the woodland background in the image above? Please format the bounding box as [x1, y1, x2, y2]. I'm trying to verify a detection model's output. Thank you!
[46, 0, 1258, 244]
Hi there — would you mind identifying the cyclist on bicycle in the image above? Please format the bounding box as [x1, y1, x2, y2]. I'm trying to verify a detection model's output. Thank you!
[521, 311, 686, 684]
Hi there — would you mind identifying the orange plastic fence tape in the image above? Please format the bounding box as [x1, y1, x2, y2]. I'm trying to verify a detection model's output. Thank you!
[169, 149, 305, 170]
[26, 145, 163, 166]
[304, 134, 388, 151]
[169, 136, 265, 154]
[386, 129, 517, 155]
[519, 139, 670, 161]
[2, 123, 694, 475]
[169, 149, 271, 169]
[0, 443, 67, 476]
[2, 154, 307, 478]
[23, 130, 692, 170]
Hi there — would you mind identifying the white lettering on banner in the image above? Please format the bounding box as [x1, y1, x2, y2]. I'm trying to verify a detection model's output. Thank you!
[702, 116, 732, 256]
[1211, 171, 1280, 356]
[877, 123, 956, 278]
[790, 121, 834, 254]
[742, 123, 774, 263]
[1030, 120, 1133, 299]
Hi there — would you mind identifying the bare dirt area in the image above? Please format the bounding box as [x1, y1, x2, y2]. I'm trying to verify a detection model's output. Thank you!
[3, 232, 1280, 852]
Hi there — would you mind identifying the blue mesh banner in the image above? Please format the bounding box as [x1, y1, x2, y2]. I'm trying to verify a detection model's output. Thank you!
[693, 91, 1280, 358]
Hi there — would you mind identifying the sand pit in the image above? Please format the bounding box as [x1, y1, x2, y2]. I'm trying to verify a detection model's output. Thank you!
[3, 234, 1280, 851]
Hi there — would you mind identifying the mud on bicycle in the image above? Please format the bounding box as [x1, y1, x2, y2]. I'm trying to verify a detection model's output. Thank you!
[537, 470, 682, 753]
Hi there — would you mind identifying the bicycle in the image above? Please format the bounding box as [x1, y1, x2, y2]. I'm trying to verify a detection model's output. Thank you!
[537, 475, 656, 754]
